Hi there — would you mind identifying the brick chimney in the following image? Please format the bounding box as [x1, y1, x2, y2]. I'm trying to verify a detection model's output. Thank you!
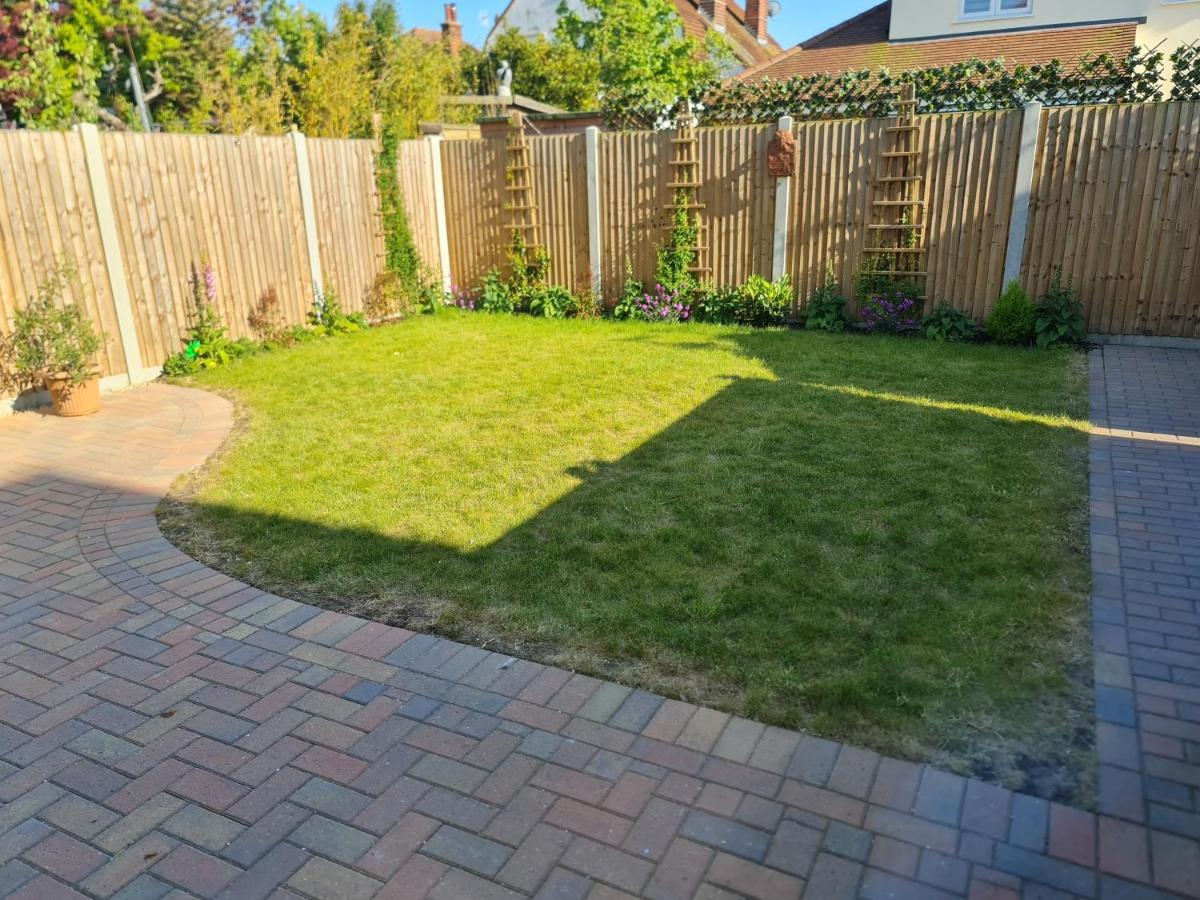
[441, 3, 463, 56]
[700, 0, 726, 33]
[745, 0, 768, 44]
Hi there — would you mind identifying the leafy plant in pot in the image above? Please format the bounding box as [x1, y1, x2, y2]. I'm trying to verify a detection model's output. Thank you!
[11, 264, 105, 416]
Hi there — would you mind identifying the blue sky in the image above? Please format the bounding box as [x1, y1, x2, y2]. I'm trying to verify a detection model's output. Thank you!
[300, 0, 878, 51]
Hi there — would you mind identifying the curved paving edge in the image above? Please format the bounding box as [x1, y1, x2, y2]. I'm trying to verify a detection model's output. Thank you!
[0, 372, 1193, 900]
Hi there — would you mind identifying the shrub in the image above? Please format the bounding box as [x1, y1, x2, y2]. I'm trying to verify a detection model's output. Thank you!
[1035, 268, 1085, 349]
[737, 275, 791, 327]
[10, 262, 104, 386]
[861, 290, 921, 334]
[248, 287, 291, 346]
[696, 277, 792, 326]
[694, 285, 741, 324]
[364, 271, 414, 320]
[479, 269, 514, 313]
[528, 285, 575, 318]
[803, 269, 850, 332]
[988, 281, 1036, 345]
[571, 288, 603, 319]
[922, 301, 980, 342]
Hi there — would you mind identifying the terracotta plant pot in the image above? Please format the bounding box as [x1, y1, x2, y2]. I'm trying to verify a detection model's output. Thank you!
[43, 370, 101, 417]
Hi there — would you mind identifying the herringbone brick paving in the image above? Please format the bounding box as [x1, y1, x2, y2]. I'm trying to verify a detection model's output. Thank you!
[0, 347, 1193, 899]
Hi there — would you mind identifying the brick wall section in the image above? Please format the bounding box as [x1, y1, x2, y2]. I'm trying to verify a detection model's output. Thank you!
[0, 370, 1195, 899]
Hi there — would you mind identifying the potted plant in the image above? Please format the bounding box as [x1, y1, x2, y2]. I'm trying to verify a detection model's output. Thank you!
[11, 265, 105, 416]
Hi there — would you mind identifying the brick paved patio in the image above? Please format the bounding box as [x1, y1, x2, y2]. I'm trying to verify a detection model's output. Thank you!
[0, 346, 1195, 899]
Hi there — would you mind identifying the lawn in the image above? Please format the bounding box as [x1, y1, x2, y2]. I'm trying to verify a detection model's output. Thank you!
[161, 313, 1093, 800]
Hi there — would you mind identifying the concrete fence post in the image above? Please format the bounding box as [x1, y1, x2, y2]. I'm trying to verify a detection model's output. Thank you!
[584, 126, 603, 298]
[290, 130, 325, 298]
[76, 123, 146, 385]
[427, 135, 453, 292]
[771, 115, 794, 282]
[1002, 101, 1044, 289]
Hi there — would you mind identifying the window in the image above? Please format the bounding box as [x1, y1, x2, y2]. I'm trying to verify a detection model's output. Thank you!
[962, 0, 1030, 17]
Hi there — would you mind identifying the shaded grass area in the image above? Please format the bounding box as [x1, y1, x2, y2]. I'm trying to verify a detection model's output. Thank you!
[160, 313, 1093, 801]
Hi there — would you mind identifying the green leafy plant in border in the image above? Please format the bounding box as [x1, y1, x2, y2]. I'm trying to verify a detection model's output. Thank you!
[1035, 267, 1086, 349]
[922, 301, 980, 342]
[528, 285, 575, 318]
[803, 267, 850, 332]
[479, 269, 515, 313]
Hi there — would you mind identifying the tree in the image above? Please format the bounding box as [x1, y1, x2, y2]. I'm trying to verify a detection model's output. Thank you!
[292, 3, 373, 136]
[0, 0, 81, 127]
[468, 28, 598, 111]
[554, 0, 724, 110]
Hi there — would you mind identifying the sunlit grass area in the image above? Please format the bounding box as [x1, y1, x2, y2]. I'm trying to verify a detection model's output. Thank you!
[161, 313, 1093, 800]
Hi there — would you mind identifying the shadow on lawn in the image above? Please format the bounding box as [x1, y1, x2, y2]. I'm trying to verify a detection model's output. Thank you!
[161, 330, 1094, 802]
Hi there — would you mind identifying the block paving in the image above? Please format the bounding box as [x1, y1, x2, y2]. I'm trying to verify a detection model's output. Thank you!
[0, 345, 1193, 899]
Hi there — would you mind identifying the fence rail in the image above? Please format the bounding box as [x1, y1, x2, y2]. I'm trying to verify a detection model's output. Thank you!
[3, 100, 1199, 394]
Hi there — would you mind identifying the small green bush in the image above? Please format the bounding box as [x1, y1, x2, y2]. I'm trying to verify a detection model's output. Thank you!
[1035, 268, 1085, 349]
[922, 301, 980, 342]
[987, 281, 1036, 345]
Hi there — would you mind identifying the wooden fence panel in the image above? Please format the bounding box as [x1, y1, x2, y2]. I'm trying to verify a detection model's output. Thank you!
[0, 130, 129, 377]
[307, 137, 384, 311]
[441, 137, 506, 291]
[786, 117, 888, 315]
[696, 125, 776, 289]
[1022, 102, 1200, 336]
[528, 134, 590, 292]
[598, 130, 671, 299]
[396, 139, 443, 280]
[100, 132, 314, 368]
[922, 110, 1022, 319]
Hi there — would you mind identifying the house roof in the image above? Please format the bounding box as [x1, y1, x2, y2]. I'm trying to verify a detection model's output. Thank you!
[736, 1, 1138, 82]
[671, 0, 782, 67]
[409, 27, 445, 46]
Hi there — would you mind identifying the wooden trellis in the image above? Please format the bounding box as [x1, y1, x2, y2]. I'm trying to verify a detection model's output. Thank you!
[504, 111, 541, 251]
[865, 83, 928, 299]
[665, 103, 708, 276]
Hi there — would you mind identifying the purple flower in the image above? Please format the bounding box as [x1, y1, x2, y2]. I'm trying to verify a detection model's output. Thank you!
[202, 264, 217, 303]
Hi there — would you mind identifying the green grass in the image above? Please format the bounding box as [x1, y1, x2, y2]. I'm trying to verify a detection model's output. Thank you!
[161, 313, 1093, 800]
